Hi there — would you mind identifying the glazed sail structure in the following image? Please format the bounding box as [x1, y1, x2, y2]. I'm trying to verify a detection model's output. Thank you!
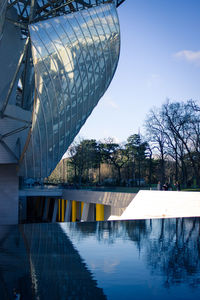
[0, 0, 123, 179]
[19, 3, 120, 178]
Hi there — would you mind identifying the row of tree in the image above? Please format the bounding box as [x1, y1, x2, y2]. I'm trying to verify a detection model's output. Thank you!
[145, 99, 200, 187]
[48, 99, 200, 188]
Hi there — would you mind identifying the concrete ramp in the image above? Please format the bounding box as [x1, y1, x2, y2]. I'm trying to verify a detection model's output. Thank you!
[108, 190, 200, 220]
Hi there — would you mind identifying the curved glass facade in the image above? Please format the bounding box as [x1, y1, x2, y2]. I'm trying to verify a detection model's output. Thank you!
[0, 0, 7, 40]
[19, 3, 120, 178]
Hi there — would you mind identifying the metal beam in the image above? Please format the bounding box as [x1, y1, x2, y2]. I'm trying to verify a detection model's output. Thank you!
[6, 18, 28, 29]
[0, 37, 30, 116]
[1, 125, 30, 139]
[75, 0, 92, 8]
[116, 0, 125, 7]
[0, 140, 19, 160]
[3, 113, 31, 125]
[7, 0, 20, 9]
[34, 0, 75, 21]
[29, 0, 36, 21]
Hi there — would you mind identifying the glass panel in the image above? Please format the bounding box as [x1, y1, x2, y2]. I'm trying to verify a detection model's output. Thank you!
[20, 3, 120, 178]
[0, 0, 7, 40]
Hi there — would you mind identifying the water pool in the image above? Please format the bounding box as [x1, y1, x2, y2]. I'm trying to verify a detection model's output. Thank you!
[0, 218, 200, 299]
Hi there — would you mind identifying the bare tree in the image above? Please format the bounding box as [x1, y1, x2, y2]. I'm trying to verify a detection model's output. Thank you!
[145, 107, 168, 186]
[163, 100, 200, 186]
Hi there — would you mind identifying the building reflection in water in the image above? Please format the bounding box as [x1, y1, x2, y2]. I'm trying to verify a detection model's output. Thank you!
[0, 223, 106, 299]
[0, 218, 200, 299]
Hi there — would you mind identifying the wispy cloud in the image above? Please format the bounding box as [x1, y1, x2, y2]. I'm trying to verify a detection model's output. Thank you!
[101, 95, 119, 109]
[90, 258, 120, 274]
[107, 99, 119, 109]
[174, 50, 200, 66]
[147, 74, 161, 88]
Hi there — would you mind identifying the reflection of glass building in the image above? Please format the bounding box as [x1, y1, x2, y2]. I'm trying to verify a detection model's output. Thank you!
[0, 223, 106, 299]
[1, 219, 200, 299]
[0, 0, 124, 179]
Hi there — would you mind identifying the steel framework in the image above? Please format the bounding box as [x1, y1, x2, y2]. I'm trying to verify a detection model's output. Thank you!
[0, 0, 125, 178]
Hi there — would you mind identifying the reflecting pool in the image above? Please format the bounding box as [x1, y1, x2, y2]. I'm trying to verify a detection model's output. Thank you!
[0, 218, 200, 299]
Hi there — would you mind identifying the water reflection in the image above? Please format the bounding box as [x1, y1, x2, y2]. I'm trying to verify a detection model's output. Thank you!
[145, 218, 200, 288]
[0, 218, 200, 299]
[61, 218, 200, 298]
[0, 223, 106, 300]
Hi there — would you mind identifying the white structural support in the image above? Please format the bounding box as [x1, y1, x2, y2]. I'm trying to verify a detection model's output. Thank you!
[81, 203, 90, 222]
[64, 200, 72, 222]
[52, 199, 58, 222]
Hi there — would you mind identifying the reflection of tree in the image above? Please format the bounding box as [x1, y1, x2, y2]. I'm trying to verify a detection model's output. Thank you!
[70, 221, 98, 237]
[70, 221, 121, 244]
[144, 218, 200, 288]
[69, 220, 149, 247]
[71, 218, 200, 290]
[68, 220, 133, 245]
[66, 217, 200, 291]
[96, 221, 128, 244]
[124, 220, 149, 251]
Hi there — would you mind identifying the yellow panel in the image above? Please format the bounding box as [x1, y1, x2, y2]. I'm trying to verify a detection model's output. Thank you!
[61, 199, 65, 222]
[96, 203, 104, 221]
[72, 200, 76, 222]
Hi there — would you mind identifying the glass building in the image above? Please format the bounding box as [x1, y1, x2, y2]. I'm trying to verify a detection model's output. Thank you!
[0, 0, 125, 179]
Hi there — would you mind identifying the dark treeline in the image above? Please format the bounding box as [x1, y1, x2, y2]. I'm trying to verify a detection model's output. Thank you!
[49, 100, 200, 189]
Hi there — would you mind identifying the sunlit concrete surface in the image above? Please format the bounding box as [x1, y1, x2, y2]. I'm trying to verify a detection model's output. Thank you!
[108, 190, 200, 220]
[63, 189, 135, 209]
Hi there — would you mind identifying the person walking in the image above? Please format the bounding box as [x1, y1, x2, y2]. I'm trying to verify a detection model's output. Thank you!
[157, 181, 161, 190]
[175, 181, 181, 191]
[162, 183, 168, 191]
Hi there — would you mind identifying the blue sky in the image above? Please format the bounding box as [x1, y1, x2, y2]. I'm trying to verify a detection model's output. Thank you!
[77, 0, 200, 143]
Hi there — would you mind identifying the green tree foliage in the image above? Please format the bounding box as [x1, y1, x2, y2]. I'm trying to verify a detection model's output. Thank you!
[126, 134, 148, 186]
[100, 138, 129, 184]
[48, 99, 200, 189]
[69, 139, 99, 185]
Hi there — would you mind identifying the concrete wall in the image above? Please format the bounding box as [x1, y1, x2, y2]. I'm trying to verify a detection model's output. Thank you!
[109, 190, 200, 220]
[62, 189, 135, 208]
[0, 164, 18, 224]
[62, 189, 136, 219]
